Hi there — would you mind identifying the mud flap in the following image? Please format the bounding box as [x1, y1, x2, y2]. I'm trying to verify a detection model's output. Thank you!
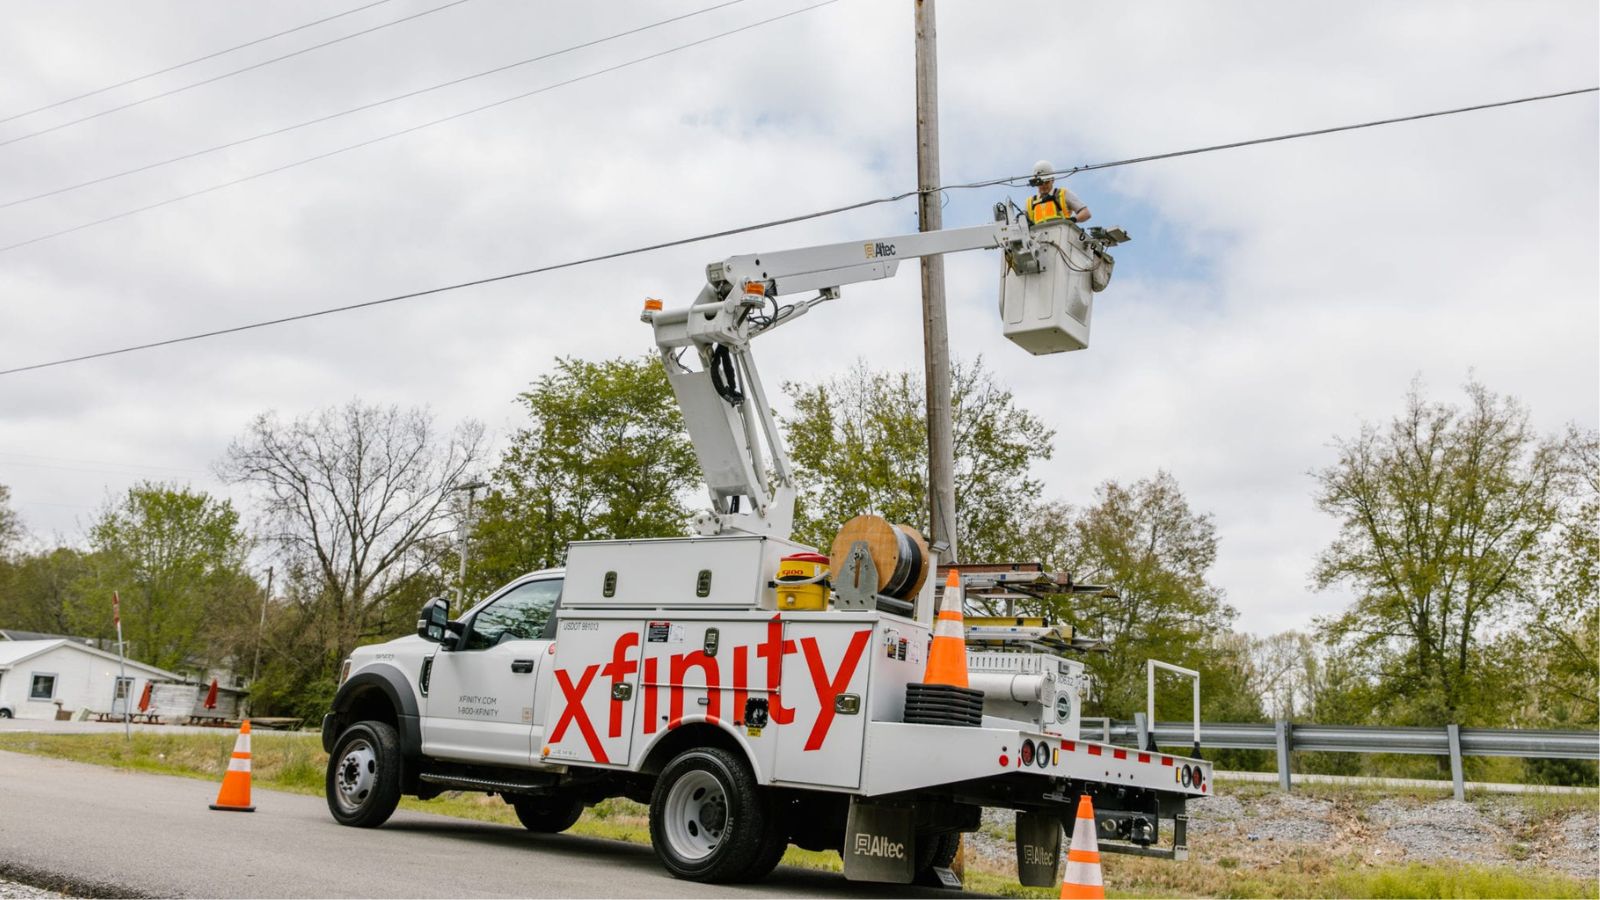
[843, 798, 914, 883]
[1015, 810, 1063, 887]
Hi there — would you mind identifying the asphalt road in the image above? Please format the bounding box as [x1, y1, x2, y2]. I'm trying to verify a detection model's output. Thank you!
[0, 751, 979, 899]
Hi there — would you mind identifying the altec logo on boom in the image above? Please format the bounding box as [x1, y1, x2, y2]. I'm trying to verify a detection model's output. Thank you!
[549, 616, 872, 764]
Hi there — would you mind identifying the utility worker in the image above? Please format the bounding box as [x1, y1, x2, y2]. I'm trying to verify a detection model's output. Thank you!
[1026, 160, 1090, 225]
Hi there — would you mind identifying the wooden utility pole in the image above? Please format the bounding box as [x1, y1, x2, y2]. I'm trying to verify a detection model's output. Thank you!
[914, 0, 959, 563]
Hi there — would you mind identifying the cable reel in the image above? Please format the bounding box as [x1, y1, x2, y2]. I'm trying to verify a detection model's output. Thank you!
[828, 514, 931, 601]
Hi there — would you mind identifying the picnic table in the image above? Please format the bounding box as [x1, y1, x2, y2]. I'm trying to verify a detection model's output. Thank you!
[89, 712, 162, 724]
[250, 717, 306, 731]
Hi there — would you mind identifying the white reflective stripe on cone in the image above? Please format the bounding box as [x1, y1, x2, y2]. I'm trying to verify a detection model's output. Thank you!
[227, 757, 251, 772]
[233, 734, 251, 754]
[1070, 820, 1098, 851]
[1063, 861, 1104, 887]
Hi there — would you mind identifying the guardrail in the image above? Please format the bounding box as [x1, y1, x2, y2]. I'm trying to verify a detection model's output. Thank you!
[1097, 718, 1599, 801]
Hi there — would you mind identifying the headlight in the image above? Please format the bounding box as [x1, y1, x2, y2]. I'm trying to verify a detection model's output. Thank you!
[338, 658, 352, 686]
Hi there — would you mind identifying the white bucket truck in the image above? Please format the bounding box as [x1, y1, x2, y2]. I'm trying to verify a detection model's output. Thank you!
[321, 209, 1210, 887]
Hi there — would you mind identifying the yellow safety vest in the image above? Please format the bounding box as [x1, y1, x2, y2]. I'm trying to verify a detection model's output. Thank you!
[1027, 188, 1074, 224]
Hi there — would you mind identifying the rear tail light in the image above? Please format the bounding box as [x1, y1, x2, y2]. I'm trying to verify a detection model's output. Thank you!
[1019, 739, 1036, 767]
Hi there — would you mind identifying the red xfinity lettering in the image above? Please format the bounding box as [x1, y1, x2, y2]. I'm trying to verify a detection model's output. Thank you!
[550, 666, 609, 764]
[602, 632, 640, 737]
[668, 651, 720, 727]
[642, 657, 659, 735]
[756, 614, 797, 724]
[732, 645, 749, 723]
[800, 629, 872, 751]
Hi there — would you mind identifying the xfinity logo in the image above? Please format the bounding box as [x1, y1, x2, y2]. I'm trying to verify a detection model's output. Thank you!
[853, 834, 906, 859]
[863, 241, 897, 259]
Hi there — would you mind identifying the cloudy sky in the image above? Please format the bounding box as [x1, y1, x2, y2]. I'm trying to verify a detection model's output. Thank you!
[1, 0, 1594, 636]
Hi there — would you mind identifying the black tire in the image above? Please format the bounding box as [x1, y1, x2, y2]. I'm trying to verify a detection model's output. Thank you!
[325, 720, 403, 828]
[0, 709, 12, 719]
[648, 747, 769, 883]
[739, 792, 790, 882]
[512, 796, 584, 833]
[913, 832, 962, 886]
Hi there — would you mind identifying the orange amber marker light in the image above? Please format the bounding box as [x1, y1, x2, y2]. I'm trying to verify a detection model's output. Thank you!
[643, 297, 663, 311]
[744, 282, 767, 296]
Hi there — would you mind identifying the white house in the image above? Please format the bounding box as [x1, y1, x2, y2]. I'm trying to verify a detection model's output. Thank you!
[0, 640, 180, 720]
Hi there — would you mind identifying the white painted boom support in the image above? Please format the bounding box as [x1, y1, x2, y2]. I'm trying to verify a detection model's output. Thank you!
[644, 210, 1043, 539]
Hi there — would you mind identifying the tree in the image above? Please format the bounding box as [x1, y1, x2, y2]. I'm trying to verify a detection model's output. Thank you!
[1057, 472, 1250, 722]
[1512, 426, 1599, 725]
[782, 358, 1053, 560]
[0, 547, 91, 636]
[1312, 381, 1566, 724]
[468, 356, 700, 597]
[1240, 631, 1317, 721]
[0, 483, 21, 556]
[75, 483, 254, 671]
[219, 401, 484, 666]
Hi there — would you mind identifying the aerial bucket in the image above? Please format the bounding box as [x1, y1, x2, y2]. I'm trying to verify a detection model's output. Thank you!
[999, 221, 1120, 356]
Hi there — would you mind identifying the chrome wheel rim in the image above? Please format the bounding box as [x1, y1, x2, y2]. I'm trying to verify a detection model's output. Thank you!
[335, 738, 377, 813]
[662, 770, 727, 861]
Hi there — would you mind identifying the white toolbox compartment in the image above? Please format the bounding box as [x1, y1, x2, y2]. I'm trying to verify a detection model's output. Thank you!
[562, 534, 813, 610]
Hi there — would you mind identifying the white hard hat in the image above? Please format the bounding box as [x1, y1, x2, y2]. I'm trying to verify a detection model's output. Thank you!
[1031, 160, 1054, 183]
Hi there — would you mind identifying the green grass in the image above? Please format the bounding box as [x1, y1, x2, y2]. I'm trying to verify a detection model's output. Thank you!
[1, 733, 1595, 899]
[1214, 773, 1600, 814]
[1329, 863, 1598, 899]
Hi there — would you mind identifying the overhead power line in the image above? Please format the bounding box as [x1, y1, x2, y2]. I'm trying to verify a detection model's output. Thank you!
[0, 0, 402, 127]
[1, 85, 1592, 379]
[0, 0, 479, 149]
[0, 0, 840, 255]
[1039, 85, 1600, 183]
[0, 0, 753, 212]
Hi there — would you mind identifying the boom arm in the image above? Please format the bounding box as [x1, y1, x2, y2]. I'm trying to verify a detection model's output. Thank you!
[644, 206, 1045, 540]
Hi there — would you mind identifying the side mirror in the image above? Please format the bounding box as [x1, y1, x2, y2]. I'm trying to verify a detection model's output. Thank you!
[417, 597, 450, 643]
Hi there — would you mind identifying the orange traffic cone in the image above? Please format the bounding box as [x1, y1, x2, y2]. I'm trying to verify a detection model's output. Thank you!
[1060, 795, 1104, 899]
[922, 568, 970, 687]
[209, 719, 255, 812]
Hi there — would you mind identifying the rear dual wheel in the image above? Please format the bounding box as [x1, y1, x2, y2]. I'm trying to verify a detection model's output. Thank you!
[649, 747, 786, 883]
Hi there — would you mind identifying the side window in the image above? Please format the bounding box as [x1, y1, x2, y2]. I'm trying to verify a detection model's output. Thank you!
[29, 673, 57, 700]
[462, 579, 562, 650]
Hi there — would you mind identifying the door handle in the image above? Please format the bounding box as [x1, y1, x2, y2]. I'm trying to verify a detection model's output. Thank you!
[511, 659, 534, 674]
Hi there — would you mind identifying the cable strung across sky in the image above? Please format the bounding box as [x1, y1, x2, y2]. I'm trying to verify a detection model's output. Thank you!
[0, 0, 404, 127]
[0, 0, 838, 256]
[0, 85, 1591, 379]
[0, 0, 480, 149]
[0, 0, 753, 212]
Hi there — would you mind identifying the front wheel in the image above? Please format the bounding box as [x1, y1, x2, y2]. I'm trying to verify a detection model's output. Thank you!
[512, 796, 584, 833]
[325, 720, 402, 828]
[0, 709, 12, 719]
[648, 747, 769, 882]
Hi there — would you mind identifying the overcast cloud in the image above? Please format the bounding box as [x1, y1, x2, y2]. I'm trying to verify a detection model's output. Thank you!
[1, 0, 1594, 636]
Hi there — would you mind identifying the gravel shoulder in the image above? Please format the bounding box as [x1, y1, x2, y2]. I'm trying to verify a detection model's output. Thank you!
[964, 780, 1599, 882]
